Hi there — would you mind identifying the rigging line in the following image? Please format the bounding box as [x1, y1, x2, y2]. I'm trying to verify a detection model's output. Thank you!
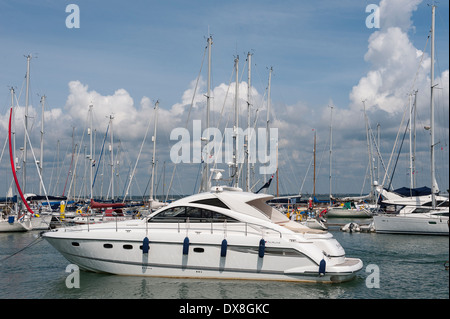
[388, 118, 410, 190]
[360, 157, 370, 196]
[381, 33, 430, 189]
[122, 110, 153, 202]
[92, 123, 109, 190]
[167, 44, 208, 201]
[54, 141, 70, 195]
[0, 131, 8, 164]
[366, 115, 389, 183]
[298, 154, 314, 195]
[409, 32, 430, 94]
[185, 45, 208, 129]
[62, 128, 75, 197]
[0, 236, 43, 264]
[207, 65, 235, 184]
[47, 138, 59, 193]
[381, 104, 408, 189]
[67, 114, 89, 199]
[21, 111, 51, 207]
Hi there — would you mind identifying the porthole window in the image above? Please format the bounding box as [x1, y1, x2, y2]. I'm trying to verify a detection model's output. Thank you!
[71, 242, 80, 247]
[123, 244, 133, 250]
[193, 247, 205, 253]
[103, 243, 113, 249]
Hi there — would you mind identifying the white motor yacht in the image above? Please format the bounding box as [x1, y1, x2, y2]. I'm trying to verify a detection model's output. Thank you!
[43, 187, 363, 283]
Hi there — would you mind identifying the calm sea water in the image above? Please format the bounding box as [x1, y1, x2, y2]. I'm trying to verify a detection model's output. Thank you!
[0, 220, 448, 300]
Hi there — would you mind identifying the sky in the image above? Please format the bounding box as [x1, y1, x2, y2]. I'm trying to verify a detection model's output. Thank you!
[0, 0, 448, 200]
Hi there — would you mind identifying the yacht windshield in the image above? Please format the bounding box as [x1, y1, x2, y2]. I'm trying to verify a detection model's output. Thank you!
[148, 206, 238, 223]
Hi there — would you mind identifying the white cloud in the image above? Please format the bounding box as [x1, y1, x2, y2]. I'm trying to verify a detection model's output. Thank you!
[379, 0, 421, 32]
[350, 26, 430, 114]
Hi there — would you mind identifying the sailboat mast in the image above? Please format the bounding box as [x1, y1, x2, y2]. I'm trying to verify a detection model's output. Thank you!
[10, 88, 16, 174]
[266, 67, 272, 185]
[246, 52, 252, 192]
[150, 101, 159, 202]
[413, 90, 417, 188]
[110, 115, 114, 200]
[89, 104, 93, 199]
[205, 36, 212, 191]
[363, 100, 374, 195]
[233, 56, 239, 188]
[23, 54, 31, 194]
[430, 4, 438, 209]
[329, 104, 333, 206]
[408, 93, 413, 189]
[313, 129, 316, 198]
[39, 95, 45, 195]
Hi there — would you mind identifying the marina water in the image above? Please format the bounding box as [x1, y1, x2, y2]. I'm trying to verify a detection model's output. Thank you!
[0, 221, 448, 299]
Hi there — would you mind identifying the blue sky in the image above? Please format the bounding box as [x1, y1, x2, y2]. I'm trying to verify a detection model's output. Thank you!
[0, 0, 448, 198]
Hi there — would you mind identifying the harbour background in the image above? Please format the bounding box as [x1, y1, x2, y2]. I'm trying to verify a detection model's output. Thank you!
[0, 220, 448, 299]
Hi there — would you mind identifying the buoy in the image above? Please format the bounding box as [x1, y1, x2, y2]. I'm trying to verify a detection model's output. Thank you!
[258, 239, 265, 258]
[142, 237, 149, 254]
[319, 259, 326, 276]
[220, 239, 228, 257]
[183, 237, 190, 255]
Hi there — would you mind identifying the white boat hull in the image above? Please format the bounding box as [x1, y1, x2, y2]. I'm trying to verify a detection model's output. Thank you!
[327, 207, 372, 218]
[373, 214, 449, 235]
[301, 218, 328, 230]
[0, 216, 32, 232]
[43, 223, 362, 283]
[30, 214, 53, 230]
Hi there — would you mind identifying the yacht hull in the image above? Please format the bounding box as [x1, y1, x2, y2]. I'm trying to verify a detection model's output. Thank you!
[373, 214, 449, 235]
[327, 207, 372, 218]
[0, 220, 29, 232]
[44, 226, 362, 283]
[0, 216, 32, 232]
[30, 214, 53, 230]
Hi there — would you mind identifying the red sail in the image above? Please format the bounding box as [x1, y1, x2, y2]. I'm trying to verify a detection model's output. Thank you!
[8, 107, 36, 217]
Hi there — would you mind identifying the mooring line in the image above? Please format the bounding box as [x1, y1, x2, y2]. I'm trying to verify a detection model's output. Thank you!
[0, 234, 44, 263]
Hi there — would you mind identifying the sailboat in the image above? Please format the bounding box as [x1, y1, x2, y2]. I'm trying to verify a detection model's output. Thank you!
[2, 106, 34, 232]
[373, 6, 449, 235]
[146, 101, 166, 211]
[1, 87, 32, 232]
[326, 102, 374, 218]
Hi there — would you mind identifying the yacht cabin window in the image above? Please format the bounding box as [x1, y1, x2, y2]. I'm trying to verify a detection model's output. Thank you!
[148, 206, 238, 223]
[191, 198, 230, 209]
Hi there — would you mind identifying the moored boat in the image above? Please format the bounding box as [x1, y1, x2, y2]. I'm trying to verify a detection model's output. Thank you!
[43, 187, 363, 283]
[0, 214, 32, 232]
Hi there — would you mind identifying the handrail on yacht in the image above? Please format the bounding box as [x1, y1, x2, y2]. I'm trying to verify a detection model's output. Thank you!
[59, 219, 284, 239]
